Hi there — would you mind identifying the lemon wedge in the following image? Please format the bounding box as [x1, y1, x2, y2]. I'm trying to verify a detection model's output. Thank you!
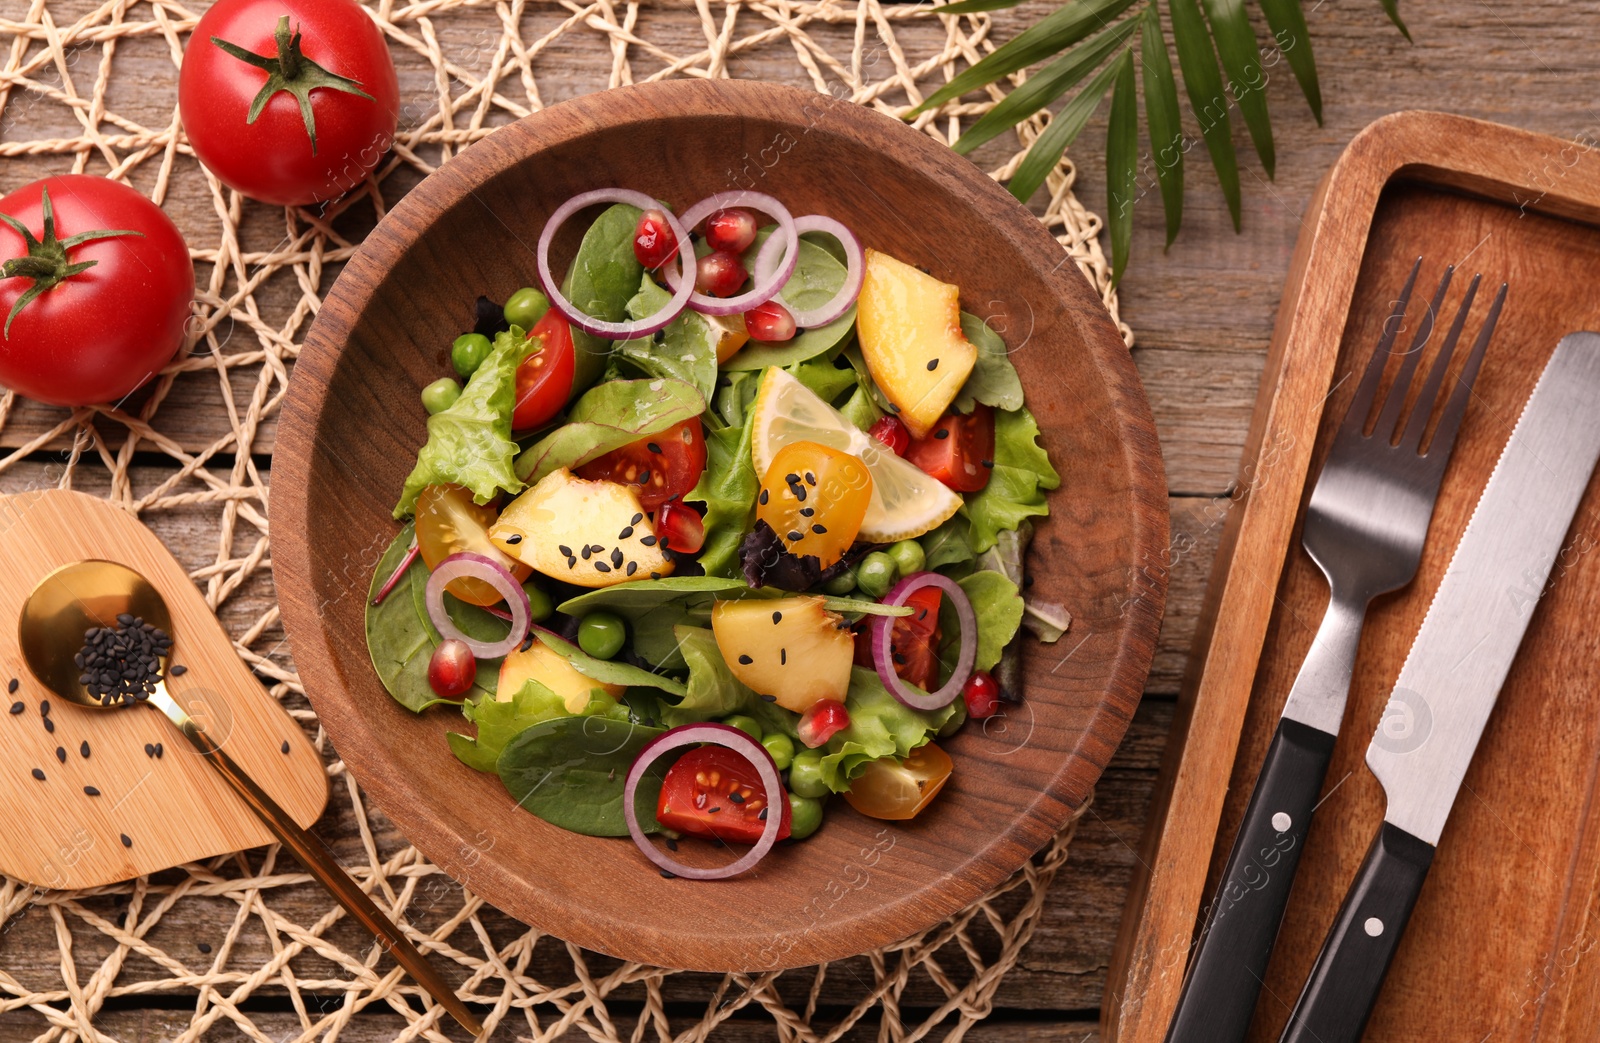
[750, 367, 961, 542]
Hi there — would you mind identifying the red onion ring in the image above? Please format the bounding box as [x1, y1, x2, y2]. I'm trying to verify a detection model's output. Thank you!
[871, 572, 976, 711]
[537, 189, 694, 339]
[659, 190, 799, 317]
[753, 214, 865, 329]
[623, 722, 785, 879]
[424, 552, 530, 659]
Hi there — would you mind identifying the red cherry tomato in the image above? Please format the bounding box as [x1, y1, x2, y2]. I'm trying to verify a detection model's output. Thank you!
[695, 250, 747, 297]
[633, 208, 680, 269]
[868, 415, 910, 456]
[427, 639, 477, 699]
[854, 585, 942, 691]
[798, 698, 850, 748]
[0, 176, 194, 407]
[656, 745, 792, 844]
[512, 309, 576, 430]
[962, 670, 1001, 720]
[654, 501, 706, 554]
[179, 0, 399, 207]
[576, 418, 707, 510]
[906, 405, 995, 493]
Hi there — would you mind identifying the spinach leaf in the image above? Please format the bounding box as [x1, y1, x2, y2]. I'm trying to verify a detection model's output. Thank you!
[688, 407, 760, 578]
[447, 678, 573, 772]
[725, 232, 857, 371]
[818, 668, 959, 793]
[535, 630, 689, 697]
[497, 716, 670, 836]
[965, 407, 1061, 553]
[514, 377, 704, 484]
[558, 577, 762, 668]
[662, 627, 802, 738]
[954, 312, 1025, 412]
[563, 202, 646, 392]
[393, 326, 524, 519]
[612, 275, 720, 400]
[920, 514, 976, 571]
[366, 525, 475, 712]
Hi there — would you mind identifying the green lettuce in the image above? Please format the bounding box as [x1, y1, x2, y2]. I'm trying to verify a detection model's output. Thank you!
[447, 679, 584, 773]
[920, 514, 976, 572]
[393, 326, 525, 519]
[687, 405, 760, 577]
[956, 570, 1025, 672]
[534, 630, 688, 698]
[964, 407, 1061, 553]
[660, 626, 801, 737]
[819, 667, 959, 793]
[513, 376, 704, 484]
[954, 312, 1024, 412]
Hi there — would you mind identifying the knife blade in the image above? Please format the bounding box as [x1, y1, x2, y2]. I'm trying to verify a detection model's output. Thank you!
[1279, 331, 1600, 1043]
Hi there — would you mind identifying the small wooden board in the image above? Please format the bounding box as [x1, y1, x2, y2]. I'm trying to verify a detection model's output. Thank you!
[1106, 111, 1600, 1042]
[0, 490, 327, 888]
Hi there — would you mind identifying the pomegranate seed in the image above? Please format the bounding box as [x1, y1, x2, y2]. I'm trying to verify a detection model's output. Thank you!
[798, 698, 851, 748]
[868, 415, 910, 456]
[695, 250, 748, 297]
[654, 501, 706, 554]
[744, 300, 797, 342]
[633, 208, 680, 269]
[704, 208, 758, 253]
[428, 639, 477, 699]
[962, 670, 1001, 720]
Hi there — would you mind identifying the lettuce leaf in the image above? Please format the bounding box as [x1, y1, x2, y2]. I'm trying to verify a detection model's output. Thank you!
[447, 679, 573, 772]
[661, 626, 802, 738]
[964, 407, 1061, 553]
[687, 404, 760, 578]
[819, 667, 959, 793]
[393, 325, 525, 519]
[534, 630, 688, 698]
[954, 312, 1024, 412]
[956, 570, 1025, 672]
[513, 377, 704, 484]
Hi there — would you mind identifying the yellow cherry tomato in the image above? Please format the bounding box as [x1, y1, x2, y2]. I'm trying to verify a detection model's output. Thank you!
[756, 440, 873, 568]
[842, 742, 954, 821]
[414, 483, 531, 606]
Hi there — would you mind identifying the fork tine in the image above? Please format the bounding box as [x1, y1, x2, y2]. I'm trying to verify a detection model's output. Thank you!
[1374, 265, 1453, 441]
[1425, 281, 1507, 458]
[1341, 257, 1422, 437]
[1400, 273, 1481, 449]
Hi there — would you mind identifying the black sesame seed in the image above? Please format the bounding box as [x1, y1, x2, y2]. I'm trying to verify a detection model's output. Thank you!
[581, 545, 592, 559]
[781, 648, 787, 665]
[8, 701, 21, 715]
[893, 653, 907, 665]
[144, 743, 155, 757]
[521, 633, 536, 652]
[39, 700, 49, 716]
[887, 402, 901, 414]
[982, 459, 994, 469]
[794, 485, 807, 502]
[758, 490, 769, 506]
[44, 718, 54, 733]
[567, 557, 577, 569]
[30, 768, 45, 781]
[120, 834, 132, 848]
[761, 694, 777, 702]
[785, 472, 800, 485]
[198, 942, 212, 954]
[117, 613, 134, 627]
[505, 534, 523, 545]
[738, 654, 753, 665]
[626, 562, 638, 576]
[155, 743, 163, 758]
[787, 530, 804, 542]
[772, 611, 783, 624]
[729, 792, 746, 804]
[935, 429, 949, 440]
[647, 442, 662, 454]
[169, 665, 187, 676]
[55, 747, 66, 763]
[799, 507, 815, 517]
[659, 537, 670, 550]
[812, 523, 828, 534]
[927, 358, 940, 371]
[631, 513, 644, 525]
[805, 472, 816, 486]
[758, 807, 769, 820]
[281, 740, 290, 754]
[595, 561, 612, 573]
[707, 807, 721, 814]
[83, 786, 100, 797]
[665, 838, 679, 851]
[641, 534, 658, 547]
[660, 869, 676, 879]
[618, 526, 634, 540]
[611, 547, 624, 567]
[6, 678, 15, 693]
[650, 571, 662, 580]
[559, 545, 573, 557]
[638, 469, 651, 484]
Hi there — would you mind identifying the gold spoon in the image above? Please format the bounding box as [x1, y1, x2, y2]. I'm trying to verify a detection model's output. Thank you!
[19, 560, 484, 1038]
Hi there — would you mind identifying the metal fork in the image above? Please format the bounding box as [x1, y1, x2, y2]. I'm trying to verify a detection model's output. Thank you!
[1163, 259, 1507, 1043]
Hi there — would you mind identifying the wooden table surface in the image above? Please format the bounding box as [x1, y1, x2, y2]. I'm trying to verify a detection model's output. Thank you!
[3, 1, 1596, 1040]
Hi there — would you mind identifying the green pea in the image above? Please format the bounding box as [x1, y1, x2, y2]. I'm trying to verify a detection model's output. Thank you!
[504, 287, 551, 331]
[821, 569, 858, 596]
[887, 539, 926, 577]
[723, 714, 763, 741]
[451, 332, 492, 378]
[855, 551, 898, 599]
[787, 749, 831, 799]
[421, 377, 461, 415]
[577, 611, 627, 659]
[787, 793, 825, 840]
[522, 580, 554, 623]
[762, 732, 795, 771]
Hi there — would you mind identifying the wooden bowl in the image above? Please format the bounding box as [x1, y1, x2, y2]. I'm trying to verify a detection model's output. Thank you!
[272, 79, 1166, 970]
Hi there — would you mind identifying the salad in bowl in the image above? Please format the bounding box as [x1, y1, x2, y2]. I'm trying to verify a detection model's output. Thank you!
[366, 187, 1068, 880]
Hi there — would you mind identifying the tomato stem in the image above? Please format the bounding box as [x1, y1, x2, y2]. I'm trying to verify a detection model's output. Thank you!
[210, 15, 376, 157]
[0, 186, 145, 338]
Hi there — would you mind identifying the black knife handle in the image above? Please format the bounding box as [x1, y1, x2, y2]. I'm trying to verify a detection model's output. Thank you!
[1279, 822, 1436, 1043]
[1164, 719, 1337, 1043]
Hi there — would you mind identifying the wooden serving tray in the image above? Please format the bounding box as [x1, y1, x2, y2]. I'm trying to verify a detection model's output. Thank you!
[0, 490, 327, 888]
[1106, 111, 1600, 1043]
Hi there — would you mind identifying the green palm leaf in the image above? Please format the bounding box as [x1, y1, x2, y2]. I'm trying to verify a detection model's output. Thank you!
[1106, 49, 1139, 283]
[908, 0, 1140, 118]
[1200, 0, 1274, 177]
[936, 0, 1031, 13]
[1259, 0, 1321, 123]
[954, 17, 1139, 155]
[1379, 0, 1412, 42]
[1167, 0, 1242, 230]
[1008, 52, 1126, 204]
[1140, 4, 1184, 247]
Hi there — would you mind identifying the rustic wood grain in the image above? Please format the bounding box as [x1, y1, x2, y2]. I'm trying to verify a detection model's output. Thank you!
[1108, 113, 1600, 1043]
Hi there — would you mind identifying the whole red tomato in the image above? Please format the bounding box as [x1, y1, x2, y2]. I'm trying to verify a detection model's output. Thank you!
[179, 0, 399, 207]
[0, 175, 194, 407]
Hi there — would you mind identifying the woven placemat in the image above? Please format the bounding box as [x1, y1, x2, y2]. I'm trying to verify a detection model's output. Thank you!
[0, 2, 1122, 1040]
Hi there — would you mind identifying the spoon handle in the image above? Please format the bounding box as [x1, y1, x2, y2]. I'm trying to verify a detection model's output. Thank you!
[152, 687, 483, 1038]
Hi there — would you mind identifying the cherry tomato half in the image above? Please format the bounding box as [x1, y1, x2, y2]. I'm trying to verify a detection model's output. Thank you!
[656, 745, 792, 844]
[906, 405, 995, 493]
[576, 418, 706, 510]
[842, 742, 953, 821]
[512, 309, 576, 431]
[854, 585, 942, 691]
[414, 483, 531, 606]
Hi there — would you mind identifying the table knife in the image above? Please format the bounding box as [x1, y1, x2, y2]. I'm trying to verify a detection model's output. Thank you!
[1278, 331, 1600, 1043]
